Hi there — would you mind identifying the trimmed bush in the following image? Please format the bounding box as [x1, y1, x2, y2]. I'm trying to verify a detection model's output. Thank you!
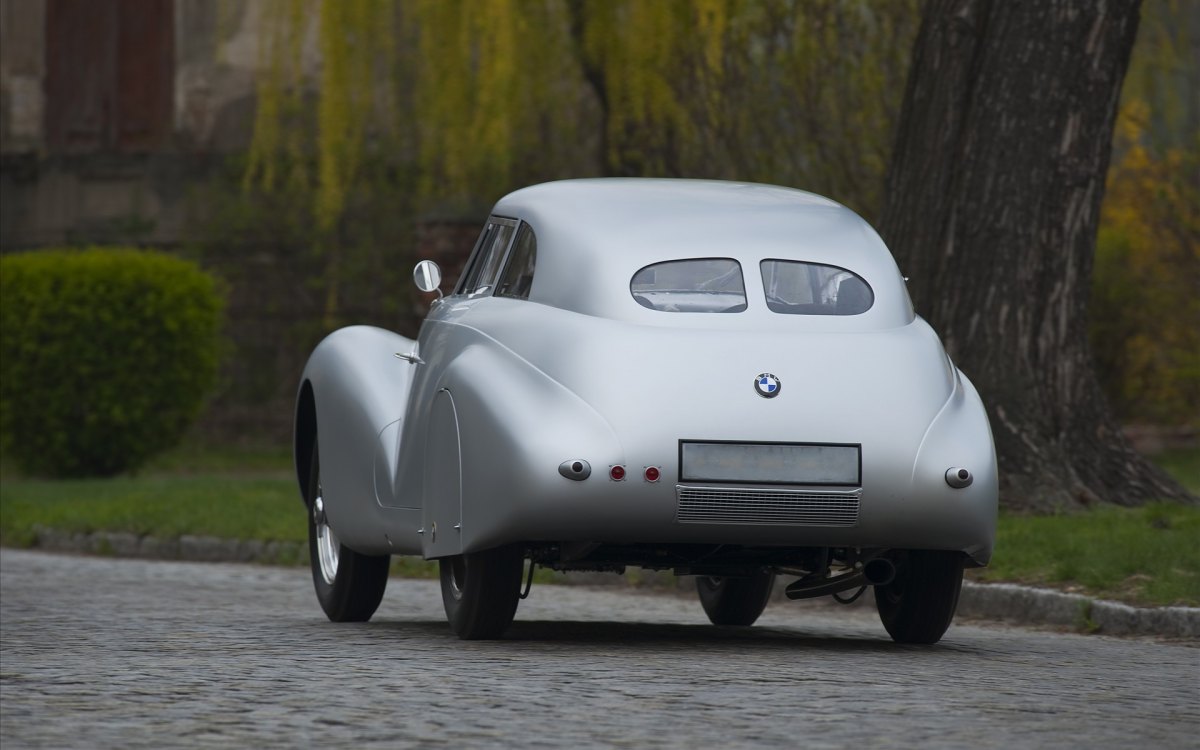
[0, 249, 223, 477]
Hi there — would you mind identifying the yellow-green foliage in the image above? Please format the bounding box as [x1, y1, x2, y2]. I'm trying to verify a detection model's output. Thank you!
[0, 250, 223, 477]
[242, 0, 406, 325]
[247, 0, 917, 221]
[245, 0, 399, 231]
[1091, 1, 1200, 426]
[244, 0, 314, 195]
[414, 0, 519, 204]
[570, 0, 918, 212]
[413, 0, 593, 210]
[580, 1, 701, 175]
[316, 0, 397, 231]
[1092, 115, 1200, 424]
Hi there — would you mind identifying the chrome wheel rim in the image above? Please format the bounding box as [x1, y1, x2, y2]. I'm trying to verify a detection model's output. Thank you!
[313, 488, 339, 585]
[447, 557, 466, 601]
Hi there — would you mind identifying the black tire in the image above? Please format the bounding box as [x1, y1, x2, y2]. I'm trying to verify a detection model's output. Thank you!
[696, 572, 776, 626]
[439, 544, 525, 640]
[873, 550, 964, 644]
[306, 439, 390, 622]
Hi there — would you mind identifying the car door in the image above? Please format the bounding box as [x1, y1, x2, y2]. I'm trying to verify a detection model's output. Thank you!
[388, 217, 520, 556]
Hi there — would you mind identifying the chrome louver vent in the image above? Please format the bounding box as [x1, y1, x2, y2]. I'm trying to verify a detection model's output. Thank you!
[676, 485, 861, 527]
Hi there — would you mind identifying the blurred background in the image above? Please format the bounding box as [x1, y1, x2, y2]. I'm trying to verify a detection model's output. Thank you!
[2, 0, 1194, 448]
[1, 0, 1197, 606]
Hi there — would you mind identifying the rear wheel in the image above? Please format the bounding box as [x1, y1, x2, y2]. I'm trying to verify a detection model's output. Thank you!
[306, 440, 390, 622]
[439, 544, 525, 640]
[696, 572, 776, 626]
[873, 550, 964, 644]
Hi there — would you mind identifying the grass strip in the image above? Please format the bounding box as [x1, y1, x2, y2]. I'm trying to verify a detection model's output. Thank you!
[965, 447, 1199, 607]
[2, 447, 1197, 606]
[967, 502, 1200, 607]
[0, 475, 303, 546]
[1151, 448, 1200, 494]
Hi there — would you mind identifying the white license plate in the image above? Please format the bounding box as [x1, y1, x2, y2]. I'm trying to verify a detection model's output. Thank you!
[680, 442, 860, 485]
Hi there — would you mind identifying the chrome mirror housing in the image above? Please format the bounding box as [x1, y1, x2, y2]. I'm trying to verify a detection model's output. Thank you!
[413, 260, 443, 295]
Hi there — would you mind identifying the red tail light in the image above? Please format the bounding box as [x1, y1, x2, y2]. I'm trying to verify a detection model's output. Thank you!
[610, 465, 626, 481]
[644, 466, 661, 483]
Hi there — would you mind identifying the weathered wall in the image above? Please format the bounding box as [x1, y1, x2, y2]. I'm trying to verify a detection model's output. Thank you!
[0, 1, 404, 443]
[174, 0, 259, 154]
[0, 0, 45, 153]
[0, 0, 309, 157]
[0, 0, 322, 250]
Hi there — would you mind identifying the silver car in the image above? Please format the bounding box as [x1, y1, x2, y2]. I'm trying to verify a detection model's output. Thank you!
[294, 178, 998, 643]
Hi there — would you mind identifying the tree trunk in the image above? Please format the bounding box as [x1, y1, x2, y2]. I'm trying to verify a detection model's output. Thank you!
[879, 0, 1192, 511]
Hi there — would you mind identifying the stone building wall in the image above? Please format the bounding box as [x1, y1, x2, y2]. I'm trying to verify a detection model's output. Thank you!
[0, 0, 323, 158]
[0, 0, 45, 153]
[0, 0, 322, 250]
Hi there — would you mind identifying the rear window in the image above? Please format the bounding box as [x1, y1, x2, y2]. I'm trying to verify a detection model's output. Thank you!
[631, 259, 747, 313]
[760, 260, 873, 315]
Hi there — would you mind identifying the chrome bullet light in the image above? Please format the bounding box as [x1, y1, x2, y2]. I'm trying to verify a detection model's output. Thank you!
[945, 467, 973, 489]
[558, 460, 592, 481]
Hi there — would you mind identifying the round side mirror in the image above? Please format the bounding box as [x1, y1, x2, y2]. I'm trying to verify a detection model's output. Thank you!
[413, 260, 442, 294]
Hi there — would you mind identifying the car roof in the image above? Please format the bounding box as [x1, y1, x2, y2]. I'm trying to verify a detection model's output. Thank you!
[490, 178, 914, 329]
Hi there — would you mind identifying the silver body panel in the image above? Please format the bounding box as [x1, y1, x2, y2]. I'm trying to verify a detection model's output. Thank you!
[296, 179, 998, 566]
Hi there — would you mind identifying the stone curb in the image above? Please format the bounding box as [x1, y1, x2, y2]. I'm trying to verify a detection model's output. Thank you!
[955, 581, 1199, 639]
[16, 527, 1200, 640]
[26, 526, 308, 567]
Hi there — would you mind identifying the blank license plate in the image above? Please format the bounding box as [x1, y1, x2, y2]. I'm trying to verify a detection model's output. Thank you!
[680, 442, 860, 485]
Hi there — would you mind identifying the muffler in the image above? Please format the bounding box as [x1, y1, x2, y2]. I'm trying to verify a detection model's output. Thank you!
[784, 557, 896, 600]
[863, 557, 896, 586]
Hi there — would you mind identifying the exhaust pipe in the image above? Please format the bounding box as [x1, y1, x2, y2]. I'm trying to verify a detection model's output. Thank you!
[863, 557, 896, 586]
[785, 570, 866, 600]
[784, 557, 897, 600]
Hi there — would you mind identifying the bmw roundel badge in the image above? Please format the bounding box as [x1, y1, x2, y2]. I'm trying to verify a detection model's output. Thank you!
[754, 373, 781, 398]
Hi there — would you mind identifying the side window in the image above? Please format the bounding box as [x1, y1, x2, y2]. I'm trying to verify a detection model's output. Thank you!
[495, 224, 537, 299]
[454, 224, 495, 295]
[470, 223, 516, 295]
[455, 218, 518, 296]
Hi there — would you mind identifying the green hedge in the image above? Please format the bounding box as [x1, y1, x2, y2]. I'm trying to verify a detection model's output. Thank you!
[0, 249, 223, 477]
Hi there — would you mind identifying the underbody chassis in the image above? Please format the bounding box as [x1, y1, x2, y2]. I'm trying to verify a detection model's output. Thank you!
[527, 542, 956, 601]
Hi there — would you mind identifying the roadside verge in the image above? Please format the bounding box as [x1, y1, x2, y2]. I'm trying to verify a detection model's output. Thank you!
[16, 526, 1200, 640]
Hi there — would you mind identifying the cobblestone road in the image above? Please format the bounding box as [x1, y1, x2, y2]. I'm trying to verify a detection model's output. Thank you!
[1, 549, 1197, 749]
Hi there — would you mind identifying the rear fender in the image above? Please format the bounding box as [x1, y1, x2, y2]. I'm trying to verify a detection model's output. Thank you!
[295, 325, 417, 551]
[909, 369, 999, 564]
[428, 341, 622, 557]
